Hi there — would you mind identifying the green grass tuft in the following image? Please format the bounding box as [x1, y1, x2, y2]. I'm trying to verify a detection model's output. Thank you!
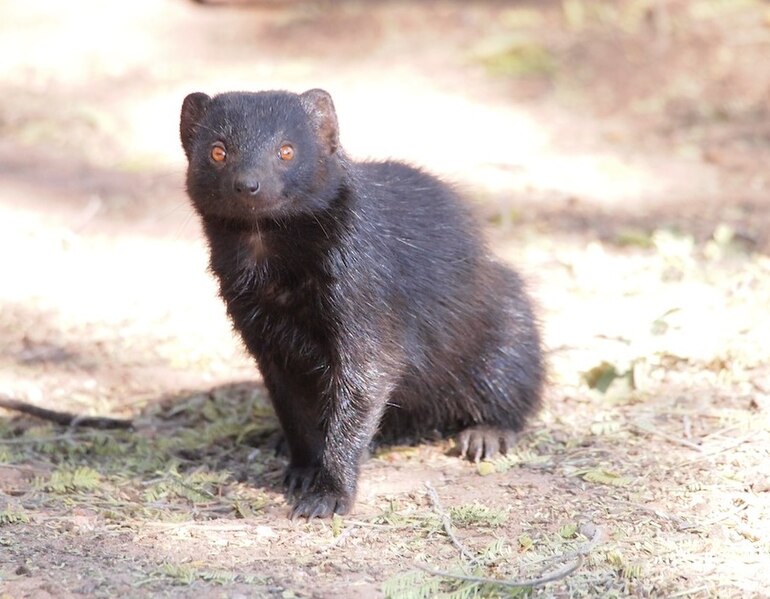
[0, 507, 30, 526]
[449, 503, 507, 529]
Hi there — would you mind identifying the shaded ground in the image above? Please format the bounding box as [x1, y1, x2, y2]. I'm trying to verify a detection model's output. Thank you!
[1, 1, 769, 597]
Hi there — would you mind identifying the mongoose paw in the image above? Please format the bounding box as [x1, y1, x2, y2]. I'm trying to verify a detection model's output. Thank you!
[290, 487, 353, 520]
[457, 426, 518, 462]
[283, 466, 318, 498]
[267, 432, 290, 457]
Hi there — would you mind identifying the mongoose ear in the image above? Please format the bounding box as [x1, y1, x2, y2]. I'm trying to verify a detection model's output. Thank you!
[299, 89, 339, 154]
[180, 92, 212, 160]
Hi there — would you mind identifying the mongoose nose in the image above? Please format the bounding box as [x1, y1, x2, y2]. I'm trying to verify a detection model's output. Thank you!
[233, 177, 260, 196]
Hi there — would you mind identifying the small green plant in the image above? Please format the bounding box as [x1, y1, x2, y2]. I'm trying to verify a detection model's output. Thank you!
[331, 513, 344, 537]
[39, 466, 102, 493]
[0, 507, 30, 525]
[143, 468, 230, 504]
[158, 563, 198, 586]
[152, 562, 266, 587]
[606, 549, 644, 579]
[449, 503, 507, 528]
[579, 468, 633, 487]
[383, 571, 440, 599]
[559, 523, 578, 539]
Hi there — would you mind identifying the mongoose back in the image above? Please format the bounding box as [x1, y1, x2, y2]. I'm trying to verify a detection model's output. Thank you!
[180, 89, 544, 518]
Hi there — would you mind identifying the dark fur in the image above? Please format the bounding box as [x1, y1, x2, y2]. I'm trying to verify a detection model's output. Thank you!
[180, 89, 544, 518]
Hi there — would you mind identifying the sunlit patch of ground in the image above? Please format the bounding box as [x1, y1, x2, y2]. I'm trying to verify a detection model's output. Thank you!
[1, 0, 770, 597]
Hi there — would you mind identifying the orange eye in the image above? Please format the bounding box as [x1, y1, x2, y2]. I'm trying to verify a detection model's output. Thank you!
[279, 144, 294, 161]
[211, 144, 226, 162]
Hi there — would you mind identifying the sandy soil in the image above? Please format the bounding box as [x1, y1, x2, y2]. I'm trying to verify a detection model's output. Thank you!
[1, 1, 769, 597]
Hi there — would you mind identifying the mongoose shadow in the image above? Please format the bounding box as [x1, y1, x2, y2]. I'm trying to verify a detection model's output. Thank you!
[180, 88, 544, 519]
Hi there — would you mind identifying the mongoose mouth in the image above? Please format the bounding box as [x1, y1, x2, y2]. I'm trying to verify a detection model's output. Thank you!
[198, 194, 295, 230]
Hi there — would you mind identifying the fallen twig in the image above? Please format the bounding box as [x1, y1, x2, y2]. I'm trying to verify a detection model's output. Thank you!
[424, 482, 476, 564]
[691, 431, 762, 462]
[537, 521, 604, 569]
[415, 556, 583, 589]
[0, 395, 133, 430]
[631, 422, 704, 452]
[0, 430, 117, 445]
[422, 483, 602, 589]
[677, 502, 749, 532]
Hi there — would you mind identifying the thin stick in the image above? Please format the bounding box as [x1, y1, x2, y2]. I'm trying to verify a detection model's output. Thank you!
[424, 482, 476, 564]
[677, 502, 749, 531]
[415, 555, 583, 589]
[682, 431, 762, 466]
[0, 431, 116, 445]
[0, 395, 133, 430]
[415, 517, 603, 590]
[631, 422, 704, 452]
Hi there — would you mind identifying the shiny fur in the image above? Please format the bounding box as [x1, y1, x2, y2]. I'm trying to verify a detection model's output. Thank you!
[180, 89, 544, 518]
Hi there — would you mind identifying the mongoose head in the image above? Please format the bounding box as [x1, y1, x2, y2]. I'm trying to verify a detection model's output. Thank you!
[180, 89, 342, 225]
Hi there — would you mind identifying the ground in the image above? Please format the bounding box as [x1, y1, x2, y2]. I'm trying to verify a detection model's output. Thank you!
[1, 0, 769, 597]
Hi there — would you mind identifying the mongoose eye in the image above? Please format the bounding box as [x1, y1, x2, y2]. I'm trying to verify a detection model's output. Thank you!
[211, 143, 227, 163]
[279, 144, 295, 161]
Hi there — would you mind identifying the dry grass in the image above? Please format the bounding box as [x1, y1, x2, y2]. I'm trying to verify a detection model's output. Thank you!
[2, 0, 770, 596]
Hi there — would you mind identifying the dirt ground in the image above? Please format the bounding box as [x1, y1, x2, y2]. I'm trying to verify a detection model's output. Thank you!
[1, 0, 769, 597]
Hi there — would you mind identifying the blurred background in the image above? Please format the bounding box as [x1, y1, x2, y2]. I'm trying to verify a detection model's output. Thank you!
[2, 0, 769, 404]
[1, 1, 769, 595]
